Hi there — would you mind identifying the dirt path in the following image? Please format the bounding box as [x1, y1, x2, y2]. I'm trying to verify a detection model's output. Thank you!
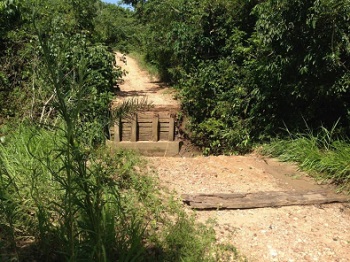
[113, 53, 350, 262]
[148, 155, 350, 262]
[113, 52, 180, 109]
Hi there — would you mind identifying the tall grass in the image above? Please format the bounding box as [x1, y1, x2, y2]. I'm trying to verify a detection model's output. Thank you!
[1, 124, 233, 261]
[262, 126, 350, 192]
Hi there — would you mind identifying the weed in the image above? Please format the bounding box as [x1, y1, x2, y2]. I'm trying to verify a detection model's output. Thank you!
[262, 126, 350, 192]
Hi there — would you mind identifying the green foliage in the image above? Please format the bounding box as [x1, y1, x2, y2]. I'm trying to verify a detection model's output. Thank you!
[262, 126, 350, 192]
[0, 126, 140, 260]
[0, 0, 20, 38]
[180, 55, 251, 154]
[136, 0, 350, 154]
[94, 2, 142, 53]
[251, 0, 350, 133]
[161, 213, 215, 262]
[31, 31, 117, 144]
[0, 0, 22, 118]
[0, 0, 131, 124]
[0, 126, 222, 261]
[0, 38, 220, 262]
[0, 3, 224, 260]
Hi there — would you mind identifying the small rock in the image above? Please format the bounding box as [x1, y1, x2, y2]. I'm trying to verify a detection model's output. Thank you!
[268, 245, 278, 257]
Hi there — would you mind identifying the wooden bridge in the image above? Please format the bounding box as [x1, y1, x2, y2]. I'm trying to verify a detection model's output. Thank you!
[108, 109, 180, 156]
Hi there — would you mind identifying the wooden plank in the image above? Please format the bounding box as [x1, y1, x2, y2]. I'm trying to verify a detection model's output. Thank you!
[139, 128, 152, 133]
[138, 122, 153, 128]
[121, 124, 132, 129]
[131, 115, 137, 142]
[168, 115, 175, 141]
[160, 122, 170, 127]
[182, 191, 349, 210]
[159, 132, 169, 141]
[139, 129, 152, 133]
[114, 119, 121, 143]
[121, 133, 131, 141]
[159, 126, 169, 132]
[152, 114, 159, 142]
[138, 134, 152, 141]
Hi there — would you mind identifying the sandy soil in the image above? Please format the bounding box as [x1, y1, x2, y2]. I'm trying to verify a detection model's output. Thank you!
[147, 155, 350, 262]
[113, 52, 180, 109]
[113, 53, 350, 262]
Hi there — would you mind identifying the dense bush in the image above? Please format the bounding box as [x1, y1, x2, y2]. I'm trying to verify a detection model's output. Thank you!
[133, 0, 350, 153]
[250, 0, 350, 135]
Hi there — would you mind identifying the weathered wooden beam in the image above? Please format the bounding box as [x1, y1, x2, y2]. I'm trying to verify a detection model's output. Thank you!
[168, 115, 175, 141]
[152, 114, 159, 142]
[182, 191, 349, 210]
[114, 119, 121, 143]
[131, 115, 138, 142]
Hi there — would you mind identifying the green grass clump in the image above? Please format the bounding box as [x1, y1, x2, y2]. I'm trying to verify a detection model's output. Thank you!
[262, 127, 350, 192]
[0, 123, 234, 261]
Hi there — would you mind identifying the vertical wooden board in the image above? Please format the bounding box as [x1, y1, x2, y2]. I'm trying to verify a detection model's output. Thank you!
[114, 119, 121, 143]
[159, 126, 170, 132]
[159, 132, 169, 141]
[131, 115, 138, 142]
[138, 131, 153, 141]
[121, 131, 131, 141]
[152, 114, 159, 142]
[168, 116, 175, 141]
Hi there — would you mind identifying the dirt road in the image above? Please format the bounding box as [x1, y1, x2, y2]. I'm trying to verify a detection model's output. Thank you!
[113, 53, 350, 262]
[113, 52, 180, 109]
[148, 156, 350, 262]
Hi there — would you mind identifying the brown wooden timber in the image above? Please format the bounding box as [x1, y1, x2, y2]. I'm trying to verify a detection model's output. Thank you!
[168, 115, 175, 141]
[152, 114, 159, 142]
[131, 115, 137, 142]
[114, 119, 121, 143]
[182, 191, 349, 210]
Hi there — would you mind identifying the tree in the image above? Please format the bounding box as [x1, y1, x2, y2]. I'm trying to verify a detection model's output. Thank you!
[250, 0, 350, 133]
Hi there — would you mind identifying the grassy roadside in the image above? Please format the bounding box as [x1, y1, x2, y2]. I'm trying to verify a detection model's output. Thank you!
[261, 128, 350, 193]
[0, 123, 243, 261]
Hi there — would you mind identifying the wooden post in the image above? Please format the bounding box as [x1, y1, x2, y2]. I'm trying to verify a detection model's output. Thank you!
[152, 114, 159, 142]
[131, 115, 138, 142]
[168, 114, 175, 141]
[114, 119, 121, 143]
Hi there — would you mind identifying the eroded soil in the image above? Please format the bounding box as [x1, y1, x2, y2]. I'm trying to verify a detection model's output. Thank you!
[113, 53, 350, 262]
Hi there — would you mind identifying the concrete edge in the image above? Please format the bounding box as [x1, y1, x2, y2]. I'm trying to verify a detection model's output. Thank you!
[106, 140, 181, 156]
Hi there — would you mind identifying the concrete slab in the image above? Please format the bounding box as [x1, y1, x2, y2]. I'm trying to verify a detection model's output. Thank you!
[107, 140, 181, 156]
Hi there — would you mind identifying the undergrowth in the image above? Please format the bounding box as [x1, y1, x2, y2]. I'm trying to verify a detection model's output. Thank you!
[0, 29, 239, 262]
[262, 127, 350, 193]
[0, 7, 241, 261]
[0, 124, 241, 261]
